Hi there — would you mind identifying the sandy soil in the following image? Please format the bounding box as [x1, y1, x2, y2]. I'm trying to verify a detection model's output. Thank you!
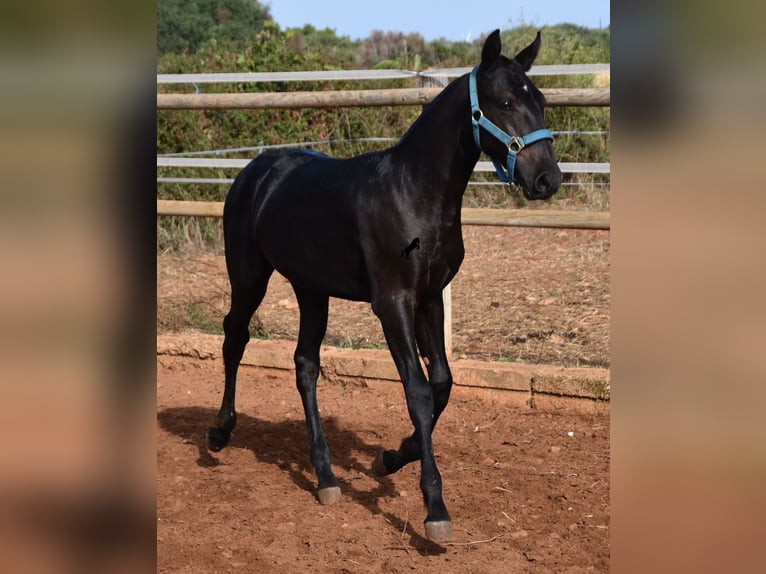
[157, 355, 609, 573]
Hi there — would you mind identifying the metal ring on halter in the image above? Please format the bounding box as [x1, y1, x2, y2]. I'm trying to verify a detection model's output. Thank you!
[509, 137, 524, 152]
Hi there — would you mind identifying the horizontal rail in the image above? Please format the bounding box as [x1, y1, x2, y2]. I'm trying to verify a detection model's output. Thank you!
[158, 69, 418, 84]
[156, 64, 610, 85]
[157, 178, 608, 190]
[419, 63, 610, 79]
[461, 208, 609, 229]
[158, 130, 607, 159]
[156, 156, 610, 174]
[158, 177, 234, 184]
[158, 157, 248, 168]
[158, 200, 225, 218]
[157, 87, 609, 110]
[157, 200, 610, 230]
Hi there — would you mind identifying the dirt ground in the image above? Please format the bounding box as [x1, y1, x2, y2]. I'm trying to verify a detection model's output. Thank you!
[157, 355, 609, 573]
[158, 226, 610, 368]
[157, 224, 610, 572]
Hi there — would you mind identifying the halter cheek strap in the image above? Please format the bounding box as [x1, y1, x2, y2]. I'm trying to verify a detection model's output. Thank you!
[469, 66, 553, 185]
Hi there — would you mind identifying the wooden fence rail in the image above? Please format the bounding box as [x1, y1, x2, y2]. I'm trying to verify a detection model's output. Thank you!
[156, 63, 610, 84]
[157, 200, 609, 230]
[157, 87, 609, 110]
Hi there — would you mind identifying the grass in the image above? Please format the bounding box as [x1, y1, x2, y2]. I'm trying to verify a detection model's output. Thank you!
[331, 336, 387, 351]
[187, 302, 223, 335]
[157, 300, 224, 334]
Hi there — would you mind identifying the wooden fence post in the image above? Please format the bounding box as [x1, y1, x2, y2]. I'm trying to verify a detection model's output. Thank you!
[443, 282, 453, 361]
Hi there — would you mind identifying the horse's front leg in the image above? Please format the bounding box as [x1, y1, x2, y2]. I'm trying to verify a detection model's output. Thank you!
[373, 294, 452, 541]
[373, 295, 453, 475]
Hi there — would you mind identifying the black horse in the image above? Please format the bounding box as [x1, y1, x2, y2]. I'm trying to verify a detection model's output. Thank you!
[208, 29, 561, 541]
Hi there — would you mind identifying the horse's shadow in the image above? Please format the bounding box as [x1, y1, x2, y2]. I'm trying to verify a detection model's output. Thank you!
[157, 406, 445, 555]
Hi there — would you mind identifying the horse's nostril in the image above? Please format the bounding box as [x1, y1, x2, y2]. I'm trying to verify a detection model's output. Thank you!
[535, 172, 551, 192]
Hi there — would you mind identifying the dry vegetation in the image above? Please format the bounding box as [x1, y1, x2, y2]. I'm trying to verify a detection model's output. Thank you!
[157, 226, 609, 368]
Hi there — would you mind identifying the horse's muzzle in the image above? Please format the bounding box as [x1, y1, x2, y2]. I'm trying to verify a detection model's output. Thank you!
[525, 167, 562, 200]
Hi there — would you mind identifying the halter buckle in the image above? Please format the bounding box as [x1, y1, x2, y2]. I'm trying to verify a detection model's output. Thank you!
[509, 137, 524, 153]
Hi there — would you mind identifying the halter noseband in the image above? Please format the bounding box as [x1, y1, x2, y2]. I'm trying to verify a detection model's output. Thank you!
[469, 65, 553, 185]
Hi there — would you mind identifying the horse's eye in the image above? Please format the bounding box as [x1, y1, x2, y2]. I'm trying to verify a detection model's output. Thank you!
[498, 99, 512, 111]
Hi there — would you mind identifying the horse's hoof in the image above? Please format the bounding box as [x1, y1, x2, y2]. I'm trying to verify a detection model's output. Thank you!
[207, 427, 230, 452]
[317, 486, 342, 505]
[424, 520, 453, 541]
[371, 452, 388, 476]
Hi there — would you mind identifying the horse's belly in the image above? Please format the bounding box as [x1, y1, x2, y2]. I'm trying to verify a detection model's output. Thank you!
[259, 222, 371, 301]
[282, 253, 372, 302]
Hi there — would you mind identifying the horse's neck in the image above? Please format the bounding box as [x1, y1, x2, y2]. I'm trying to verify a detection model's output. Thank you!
[394, 76, 479, 203]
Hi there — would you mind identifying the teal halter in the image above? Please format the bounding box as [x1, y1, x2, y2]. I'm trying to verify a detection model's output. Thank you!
[469, 65, 554, 185]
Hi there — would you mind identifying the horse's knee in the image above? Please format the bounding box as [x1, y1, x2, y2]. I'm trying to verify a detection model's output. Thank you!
[403, 383, 437, 434]
[428, 355, 452, 383]
[294, 353, 320, 391]
[224, 311, 248, 334]
[429, 355, 452, 387]
[432, 376, 452, 396]
[405, 378, 434, 406]
[294, 353, 319, 373]
[223, 313, 250, 353]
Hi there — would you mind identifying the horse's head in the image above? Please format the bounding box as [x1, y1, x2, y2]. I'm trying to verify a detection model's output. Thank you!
[471, 30, 561, 200]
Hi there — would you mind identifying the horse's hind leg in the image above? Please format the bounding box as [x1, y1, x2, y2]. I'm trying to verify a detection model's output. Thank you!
[373, 296, 452, 475]
[207, 261, 273, 451]
[292, 289, 341, 504]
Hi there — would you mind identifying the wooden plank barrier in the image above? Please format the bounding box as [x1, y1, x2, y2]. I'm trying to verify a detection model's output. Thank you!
[156, 200, 609, 230]
[157, 87, 609, 110]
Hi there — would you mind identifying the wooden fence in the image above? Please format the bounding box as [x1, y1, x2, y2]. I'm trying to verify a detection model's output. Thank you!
[157, 87, 609, 110]
[157, 199, 609, 230]
[157, 67, 610, 357]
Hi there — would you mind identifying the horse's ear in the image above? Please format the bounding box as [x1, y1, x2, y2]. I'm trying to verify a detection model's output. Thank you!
[481, 29, 502, 64]
[514, 31, 542, 71]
